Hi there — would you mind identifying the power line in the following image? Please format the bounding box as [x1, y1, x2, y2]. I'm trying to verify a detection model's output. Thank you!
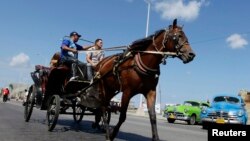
[190, 31, 250, 45]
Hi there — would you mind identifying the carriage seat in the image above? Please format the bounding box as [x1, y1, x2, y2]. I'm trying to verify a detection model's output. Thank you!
[34, 52, 61, 74]
[35, 65, 51, 72]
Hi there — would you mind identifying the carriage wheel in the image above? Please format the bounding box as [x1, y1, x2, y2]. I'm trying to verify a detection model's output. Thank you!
[24, 86, 35, 122]
[47, 95, 60, 131]
[73, 104, 85, 123]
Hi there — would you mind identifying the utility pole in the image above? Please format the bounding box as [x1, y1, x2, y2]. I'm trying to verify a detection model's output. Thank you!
[145, 0, 151, 37]
[136, 0, 151, 116]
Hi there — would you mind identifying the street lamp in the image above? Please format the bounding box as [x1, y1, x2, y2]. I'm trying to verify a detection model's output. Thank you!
[145, 0, 151, 37]
[137, 0, 152, 115]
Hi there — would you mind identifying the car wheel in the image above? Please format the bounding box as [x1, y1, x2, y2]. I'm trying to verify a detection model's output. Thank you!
[167, 118, 175, 123]
[188, 114, 196, 125]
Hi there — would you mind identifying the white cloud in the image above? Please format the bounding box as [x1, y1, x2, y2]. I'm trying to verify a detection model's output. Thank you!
[10, 53, 30, 67]
[226, 34, 248, 49]
[155, 0, 207, 21]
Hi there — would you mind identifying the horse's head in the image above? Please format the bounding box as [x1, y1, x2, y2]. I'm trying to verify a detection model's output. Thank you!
[161, 19, 195, 64]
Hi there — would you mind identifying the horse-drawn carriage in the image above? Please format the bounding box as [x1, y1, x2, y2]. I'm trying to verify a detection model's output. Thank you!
[24, 52, 116, 131]
[24, 19, 195, 141]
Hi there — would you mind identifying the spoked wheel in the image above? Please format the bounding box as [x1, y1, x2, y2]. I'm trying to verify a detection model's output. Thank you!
[47, 95, 60, 131]
[24, 85, 35, 122]
[73, 104, 85, 123]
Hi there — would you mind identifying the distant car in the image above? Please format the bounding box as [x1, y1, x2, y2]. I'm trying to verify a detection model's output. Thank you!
[200, 94, 248, 128]
[164, 100, 210, 125]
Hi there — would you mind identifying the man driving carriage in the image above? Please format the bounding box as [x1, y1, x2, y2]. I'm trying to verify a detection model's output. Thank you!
[60, 31, 93, 81]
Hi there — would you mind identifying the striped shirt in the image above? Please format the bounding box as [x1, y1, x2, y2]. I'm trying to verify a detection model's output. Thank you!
[87, 47, 104, 65]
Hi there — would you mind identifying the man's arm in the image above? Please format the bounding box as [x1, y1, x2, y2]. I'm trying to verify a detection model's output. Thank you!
[86, 54, 95, 66]
[82, 45, 94, 50]
[100, 52, 105, 61]
[75, 44, 93, 51]
[62, 45, 77, 53]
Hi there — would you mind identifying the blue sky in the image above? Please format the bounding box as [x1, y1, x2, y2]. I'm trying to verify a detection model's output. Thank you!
[0, 0, 249, 107]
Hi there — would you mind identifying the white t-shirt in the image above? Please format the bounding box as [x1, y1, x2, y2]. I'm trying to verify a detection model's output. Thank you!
[87, 47, 104, 65]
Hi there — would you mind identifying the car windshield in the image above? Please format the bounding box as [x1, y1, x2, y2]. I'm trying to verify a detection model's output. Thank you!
[213, 96, 239, 104]
[184, 101, 200, 107]
[200, 103, 209, 108]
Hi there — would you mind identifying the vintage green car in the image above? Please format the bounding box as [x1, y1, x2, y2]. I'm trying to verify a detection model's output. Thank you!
[164, 101, 210, 125]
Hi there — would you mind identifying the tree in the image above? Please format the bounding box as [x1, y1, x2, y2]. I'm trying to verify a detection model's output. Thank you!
[9, 84, 13, 91]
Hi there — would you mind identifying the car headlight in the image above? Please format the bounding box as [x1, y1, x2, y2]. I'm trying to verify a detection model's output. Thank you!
[184, 109, 189, 113]
[202, 110, 207, 114]
[228, 111, 236, 116]
[238, 110, 244, 117]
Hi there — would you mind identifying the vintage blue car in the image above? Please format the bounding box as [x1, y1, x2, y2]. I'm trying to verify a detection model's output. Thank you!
[200, 94, 248, 128]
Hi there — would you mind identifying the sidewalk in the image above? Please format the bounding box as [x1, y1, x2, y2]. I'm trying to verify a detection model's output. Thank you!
[126, 110, 166, 121]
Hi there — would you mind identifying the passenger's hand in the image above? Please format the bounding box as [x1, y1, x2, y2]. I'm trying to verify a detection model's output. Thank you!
[91, 63, 96, 67]
[72, 49, 78, 54]
[92, 65, 97, 69]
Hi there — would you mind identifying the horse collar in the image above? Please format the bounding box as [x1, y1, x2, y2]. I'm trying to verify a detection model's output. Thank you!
[134, 53, 160, 76]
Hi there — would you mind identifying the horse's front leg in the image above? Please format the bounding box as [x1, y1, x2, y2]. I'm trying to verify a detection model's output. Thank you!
[146, 90, 160, 141]
[101, 106, 111, 141]
[110, 90, 131, 141]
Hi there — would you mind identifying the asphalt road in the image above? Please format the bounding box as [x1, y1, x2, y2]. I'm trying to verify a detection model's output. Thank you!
[0, 100, 207, 141]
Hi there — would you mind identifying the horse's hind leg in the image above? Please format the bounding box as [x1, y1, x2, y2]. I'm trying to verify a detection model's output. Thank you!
[146, 90, 160, 141]
[92, 108, 102, 130]
[110, 90, 131, 141]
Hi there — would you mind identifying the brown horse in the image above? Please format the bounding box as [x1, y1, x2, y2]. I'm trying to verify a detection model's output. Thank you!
[94, 19, 195, 141]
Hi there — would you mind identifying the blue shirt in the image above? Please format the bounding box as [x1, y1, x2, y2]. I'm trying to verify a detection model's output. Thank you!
[60, 39, 83, 58]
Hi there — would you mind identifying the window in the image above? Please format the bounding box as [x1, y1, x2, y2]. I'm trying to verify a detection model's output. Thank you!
[213, 96, 239, 103]
[184, 101, 199, 107]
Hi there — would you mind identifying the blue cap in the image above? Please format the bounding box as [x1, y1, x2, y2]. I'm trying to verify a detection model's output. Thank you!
[70, 31, 81, 37]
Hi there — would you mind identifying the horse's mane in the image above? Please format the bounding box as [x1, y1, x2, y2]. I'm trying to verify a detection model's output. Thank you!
[128, 29, 165, 51]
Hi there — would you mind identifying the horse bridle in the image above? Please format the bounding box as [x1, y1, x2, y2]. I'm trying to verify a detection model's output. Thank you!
[153, 28, 189, 58]
[133, 27, 190, 76]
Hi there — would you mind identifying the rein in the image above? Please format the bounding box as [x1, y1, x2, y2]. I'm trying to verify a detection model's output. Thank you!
[78, 48, 178, 57]
[135, 50, 177, 56]
[75, 28, 186, 95]
[133, 28, 185, 76]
